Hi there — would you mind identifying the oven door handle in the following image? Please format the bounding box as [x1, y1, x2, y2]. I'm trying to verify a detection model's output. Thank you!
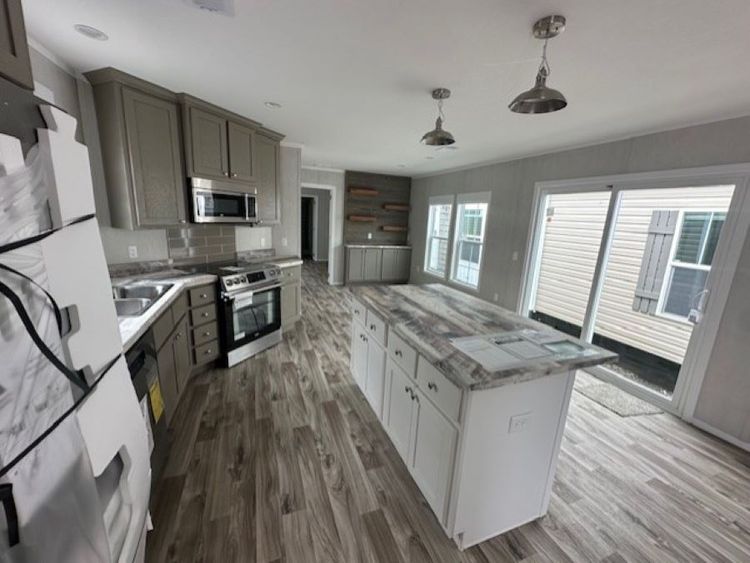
[223, 283, 281, 304]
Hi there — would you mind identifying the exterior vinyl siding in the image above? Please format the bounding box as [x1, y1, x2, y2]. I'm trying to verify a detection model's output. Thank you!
[533, 186, 734, 364]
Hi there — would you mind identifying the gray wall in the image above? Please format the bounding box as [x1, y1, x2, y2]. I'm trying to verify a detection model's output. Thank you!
[301, 167, 346, 284]
[301, 187, 330, 261]
[410, 115, 750, 447]
[272, 146, 302, 257]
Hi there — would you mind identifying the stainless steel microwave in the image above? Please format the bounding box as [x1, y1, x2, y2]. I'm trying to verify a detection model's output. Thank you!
[191, 178, 257, 224]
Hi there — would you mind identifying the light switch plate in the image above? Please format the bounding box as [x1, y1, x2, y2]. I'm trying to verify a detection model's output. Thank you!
[128, 245, 138, 259]
[509, 412, 532, 433]
[367, 232, 373, 240]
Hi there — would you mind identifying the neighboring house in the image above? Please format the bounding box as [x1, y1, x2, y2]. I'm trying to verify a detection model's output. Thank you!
[531, 186, 734, 365]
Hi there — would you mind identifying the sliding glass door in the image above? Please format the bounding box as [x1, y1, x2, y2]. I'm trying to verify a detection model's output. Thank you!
[522, 169, 748, 412]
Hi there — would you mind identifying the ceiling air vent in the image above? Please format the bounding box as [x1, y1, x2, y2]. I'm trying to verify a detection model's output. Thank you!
[183, 0, 235, 16]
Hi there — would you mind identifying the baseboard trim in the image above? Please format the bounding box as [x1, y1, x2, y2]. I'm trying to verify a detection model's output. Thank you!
[688, 417, 750, 452]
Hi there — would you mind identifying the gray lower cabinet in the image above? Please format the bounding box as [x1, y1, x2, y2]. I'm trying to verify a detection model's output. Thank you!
[346, 246, 411, 284]
[281, 265, 302, 329]
[189, 106, 229, 179]
[153, 303, 191, 424]
[256, 130, 281, 223]
[382, 248, 411, 282]
[0, 0, 33, 89]
[87, 69, 187, 229]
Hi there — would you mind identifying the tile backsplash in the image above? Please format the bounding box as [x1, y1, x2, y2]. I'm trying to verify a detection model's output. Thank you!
[167, 224, 237, 264]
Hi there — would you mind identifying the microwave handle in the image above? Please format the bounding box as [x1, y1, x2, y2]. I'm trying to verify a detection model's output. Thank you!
[245, 194, 250, 221]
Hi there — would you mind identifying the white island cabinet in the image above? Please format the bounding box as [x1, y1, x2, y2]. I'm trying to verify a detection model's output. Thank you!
[349, 284, 616, 549]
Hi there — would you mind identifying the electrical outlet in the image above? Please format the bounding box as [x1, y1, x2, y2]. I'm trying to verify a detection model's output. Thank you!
[260, 237, 266, 247]
[282, 237, 288, 247]
[509, 412, 532, 434]
[128, 245, 138, 259]
[367, 232, 373, 240]
[512, 251, 519, 261]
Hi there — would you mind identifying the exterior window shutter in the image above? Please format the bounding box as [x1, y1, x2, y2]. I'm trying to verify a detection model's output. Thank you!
[632, 210, 679, 314]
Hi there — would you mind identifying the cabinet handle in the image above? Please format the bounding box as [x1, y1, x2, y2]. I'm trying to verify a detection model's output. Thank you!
[202, 312, 209, 317]
[394, 349, 403, 357]
[204, 331, 211, 337]
[222, 171, 229, 177]
[231, 172, 237, 178]
[200, 293, 207, 299]
[175, 332, 182, 340]
[179, 219, 186, 224]
[204, 349, 212, 355]
[404, 385, 412, 395]
[369, 324, 376, 331]
[428, 381, 438, 392]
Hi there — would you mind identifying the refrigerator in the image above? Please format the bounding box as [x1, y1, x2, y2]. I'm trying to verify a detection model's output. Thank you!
[0, 80, 151, 561]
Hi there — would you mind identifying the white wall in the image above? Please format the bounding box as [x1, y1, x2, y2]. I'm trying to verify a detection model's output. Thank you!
[410, 115, 750, 447]
[301, 187, 331, 261]
[301, 167, 345, 284]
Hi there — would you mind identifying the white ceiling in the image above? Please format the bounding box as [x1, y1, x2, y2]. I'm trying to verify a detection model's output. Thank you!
[24, 0, 750, 177]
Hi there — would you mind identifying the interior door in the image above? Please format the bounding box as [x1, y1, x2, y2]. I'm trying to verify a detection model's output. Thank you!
[522, 174, 746, 413]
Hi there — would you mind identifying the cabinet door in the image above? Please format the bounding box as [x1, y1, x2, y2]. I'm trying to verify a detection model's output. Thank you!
[381, 248, 397, 281]
[364, 339, 386, 419]
[156, 340, 178, 425]
[347, 248, 365, 282]
[189, 107, 229, 179]
[281, 282, 300, 328]
[173, 317, 191, 396]
[256, 133, 279, 222]
[363, 248, 383, 281]
[395, 248, 412, 281]
[228, 121, 256, 182]
[122, 87, 186, 226]
[350, 321, 369, 390]
[411, 389, 458, 523]
[0, 0, 33, 89]
[384, 362, 416, 464]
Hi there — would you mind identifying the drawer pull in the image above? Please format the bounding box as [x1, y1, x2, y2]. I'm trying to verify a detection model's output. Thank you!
[200, 293, 207, 299]
[203, 331, 211, 337]
[394, 349, 403, 357]
[175, 332, 182, 340]
[428, 381, 438, 392]
[202, 312, 209, 317]
[204, 349, 212, 355]
[369, 324, 376, 330]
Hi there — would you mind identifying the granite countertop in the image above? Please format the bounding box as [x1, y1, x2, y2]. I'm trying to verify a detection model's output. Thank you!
[346, 244, 412, 249]
[350, 283, 617, 391]
[115, 272, 217, 351]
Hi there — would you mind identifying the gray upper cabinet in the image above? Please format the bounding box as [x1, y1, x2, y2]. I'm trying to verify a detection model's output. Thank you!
[227, 121, 256, 182]
[0, 0, 33, 90]
[189, 107, 229, 179]
[86, 68, 187, 229]
[256, 130, 281, 223]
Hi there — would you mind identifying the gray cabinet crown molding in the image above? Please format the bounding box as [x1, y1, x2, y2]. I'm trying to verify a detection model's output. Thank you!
[84, 67, 177, 102]
[177, 92, 262, 131]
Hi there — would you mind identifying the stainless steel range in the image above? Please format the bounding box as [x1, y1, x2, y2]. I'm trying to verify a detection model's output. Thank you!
[213, 263, 282, 367]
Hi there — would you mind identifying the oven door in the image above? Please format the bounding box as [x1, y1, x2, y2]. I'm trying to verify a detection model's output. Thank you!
[222, 285, 281, 351]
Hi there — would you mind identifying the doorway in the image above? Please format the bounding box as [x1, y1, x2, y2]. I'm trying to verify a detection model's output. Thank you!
[301, 195, 316, 260]
[520, 165, 750, 415]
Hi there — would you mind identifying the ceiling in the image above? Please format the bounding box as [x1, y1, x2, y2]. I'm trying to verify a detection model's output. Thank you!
[24, 0, 750, 177]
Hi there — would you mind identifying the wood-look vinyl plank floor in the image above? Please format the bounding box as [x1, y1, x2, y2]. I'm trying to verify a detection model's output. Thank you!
[146, 261, 750, 563]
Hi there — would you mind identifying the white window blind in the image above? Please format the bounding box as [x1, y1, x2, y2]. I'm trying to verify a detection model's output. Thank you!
[450, 193, 490, 289]
[424, 195, 454, 277]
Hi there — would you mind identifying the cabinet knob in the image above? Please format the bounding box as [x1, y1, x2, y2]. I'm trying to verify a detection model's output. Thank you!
[202, 312, 209, 317]
[200, 293, 207, 299]
[394, 349, 402, 357]
[369, 324, 376, 331]
[179, 219, 186, 224]
[205, 349, 212, 355]
[176, 332, 182, 339]
[231, 172, 237, 178]
[222, 171, 229, 177]
[204, 331, 211, 337]
[428, 381, 438, 392]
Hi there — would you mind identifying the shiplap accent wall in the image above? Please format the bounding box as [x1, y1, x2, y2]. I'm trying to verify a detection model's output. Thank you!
[345, 170, 411, 245]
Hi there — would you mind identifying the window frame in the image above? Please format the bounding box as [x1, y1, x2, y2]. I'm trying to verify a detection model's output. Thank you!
[449, 192, 491, 290]
[423, 194, 455, 279]
[656, 209, 727, 323]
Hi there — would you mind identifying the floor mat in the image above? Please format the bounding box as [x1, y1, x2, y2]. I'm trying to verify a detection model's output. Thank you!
[576, 381, 663, 417]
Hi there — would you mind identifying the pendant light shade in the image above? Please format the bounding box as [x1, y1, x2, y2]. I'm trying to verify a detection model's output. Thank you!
[421, 88, 456, 146]
[509, 15, 568, 115]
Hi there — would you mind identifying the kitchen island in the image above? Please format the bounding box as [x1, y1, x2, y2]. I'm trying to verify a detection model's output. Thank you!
[349, 283, 616, 549]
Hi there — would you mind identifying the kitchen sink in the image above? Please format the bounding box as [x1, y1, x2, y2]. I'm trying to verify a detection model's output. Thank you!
[114, 297, 153, 317]
[112, 282, 173, 317]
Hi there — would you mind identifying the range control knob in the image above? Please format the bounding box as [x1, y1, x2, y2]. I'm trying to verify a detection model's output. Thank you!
[240, 275, 247, 282]
[226, 279, 234, 287]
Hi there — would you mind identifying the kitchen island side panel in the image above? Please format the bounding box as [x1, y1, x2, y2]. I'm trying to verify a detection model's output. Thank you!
[452, 370, 575, 549]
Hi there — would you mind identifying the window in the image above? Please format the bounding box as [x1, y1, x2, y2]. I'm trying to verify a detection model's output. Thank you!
[661, 211, 726, 319]
[450, 194, 490, 289]
[424, 196, 454, 277]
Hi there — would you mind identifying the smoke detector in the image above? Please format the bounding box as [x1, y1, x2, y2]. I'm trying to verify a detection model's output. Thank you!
[183, 0, 235, 16]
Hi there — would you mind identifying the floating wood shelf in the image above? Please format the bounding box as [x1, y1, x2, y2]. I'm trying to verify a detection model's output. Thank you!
[381, 225, 408, 232]
[348, 187, 379, 197]
[348, 214, 377, 223]
[383, 203, 410, 212]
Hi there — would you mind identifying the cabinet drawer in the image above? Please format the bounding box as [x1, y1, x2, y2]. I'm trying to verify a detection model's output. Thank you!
[281, 265, 301, 284]
[351, 297, 366, 324]
[152, 308, 174, 350]
[388, 331, 417, 377]
[365, 309, 387, 345]
[192, 322, 218, 346]
[172, 291, 188, 322]
[416, 357, 462, 423]
[193, 340, 220, 365]
[191, 303, 217, 326]
[189, 284, 216, 307]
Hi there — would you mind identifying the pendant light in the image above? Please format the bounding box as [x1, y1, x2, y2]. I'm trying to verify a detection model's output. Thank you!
[421, 88, 456, 146]
[509, 15, 567, 114]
